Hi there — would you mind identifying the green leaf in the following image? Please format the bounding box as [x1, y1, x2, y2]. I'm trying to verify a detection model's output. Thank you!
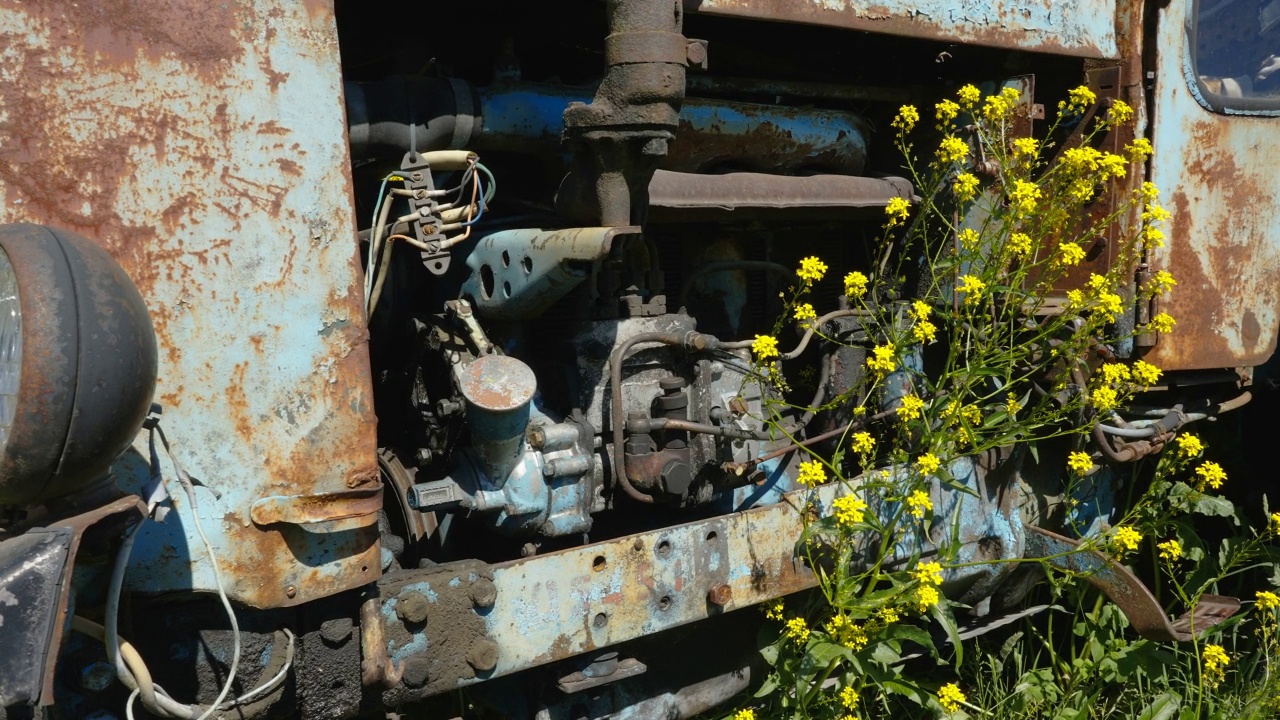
[1135, 691, 1181, 720]
[931, 604, 964, 667]
[1192, 493, 1234, 518]
[881, 622, 938, 655]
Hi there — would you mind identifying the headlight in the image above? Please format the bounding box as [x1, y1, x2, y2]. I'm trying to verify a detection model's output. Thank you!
[0, 224, 157, 506]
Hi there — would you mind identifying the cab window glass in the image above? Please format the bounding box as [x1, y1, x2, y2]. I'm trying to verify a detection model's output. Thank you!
[1192, 0, 1280, 112]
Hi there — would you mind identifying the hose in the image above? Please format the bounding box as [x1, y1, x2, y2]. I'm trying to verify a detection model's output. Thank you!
[718, 309, 869, 357]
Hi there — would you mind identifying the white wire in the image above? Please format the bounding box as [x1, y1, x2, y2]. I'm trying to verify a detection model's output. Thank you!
[218, 629, 296, 709]
[126, 688, 141, 720]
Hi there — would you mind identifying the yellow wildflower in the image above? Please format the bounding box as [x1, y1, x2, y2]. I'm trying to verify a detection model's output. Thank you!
[958, 227, 980, 249]
[935, 99, 960, 125]
[1098, 363, 1131, 384]
[752, 334, 779, 360]
[1158, 539, 1183, 562]
[844, 270, 869, 299]
[1056, 242, 1086, 267]
[1107, 99, 1135, 125]
[833, 495, 867, 528]
[878, 607, 901, 625]
[1127, 137, 1154, 161]
[1203, 644, 1230, 688]
[892, 104, 920, 133]
[1091, 386, 1119, 411]
[907, 489, 933, 518]
[1132, 360, 1161, 386]
[764, 600, 784, 620]
[957, 84, 982, 107]
[1112, 525, 1142, 553]
[867, 344, 896, 376]
[1061, 85, 1097, 113]
[1066, 288, 1085, 307]
[797, 256, 828, 284]
[1009, 179, 1042, 214]
[850, 431, 875, 455]
[733, 709, 757, 720]
[1012, 137, 1039, 158]
[913, 319, 937, 344]
[1098, 152, 1127, 180]
[953, 172, 980, 202]
[826, 614, 869, 650]
[1257, 590, 1280, 611]
[793, 302, 817, 322]
[840, 685, 859, 710]
[1272, 512, 1280, 534]
[885, 196, 912, 226]
[1068, 451, 1093, 475]
[1194, 460, 1227, 491]
[1141, 181, 1161, 201]
[784, 616, 810, 644]
[982, 93, 1013, 122]
[1009, 232, 1032, 256]
[938, 683, 966, 714]
[1094, 291, 1123, 322]
[960, 404, 981, 425]
[797, 459, 826, 487]
[914, 561, 944, 586]
[916, 584, 941, 613]
[1143, 203, 1172, 223]
[910, 299, 932, 320]
[1148, 312, 1176, 334]
[1068, 178, 1097, 202]
[1006, 393, 1022, 415]
[1141, 225, 1166, 249]
[957, 275, 987, 305]
[937, 135, 969, 164]
[1150, 270, 1177, 295]
[1175, 433, 1203, 457]
[1063, 146, 1101, 173]
[916, 453, 941, 475]
[897, 394, 925, 421]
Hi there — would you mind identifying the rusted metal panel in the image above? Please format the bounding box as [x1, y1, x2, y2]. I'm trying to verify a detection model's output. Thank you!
[684, 0, 1120, 59]
[1146, 0, 1280, 370]
[0, 0, 379, 608]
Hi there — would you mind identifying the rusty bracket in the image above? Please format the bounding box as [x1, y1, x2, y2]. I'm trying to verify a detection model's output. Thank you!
[250, 484, 383, 530]
[360, 596, 404, 689]
[1024, 525, 1240, 641]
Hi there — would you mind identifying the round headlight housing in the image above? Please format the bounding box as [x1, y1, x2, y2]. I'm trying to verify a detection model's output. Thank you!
[0, 224, 158, 506]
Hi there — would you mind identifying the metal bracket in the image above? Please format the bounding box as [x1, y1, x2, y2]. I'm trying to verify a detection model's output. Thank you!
[399, 151, 449, 276]
[250, 484, 383, 530]
[1024, 525, 1240, 641]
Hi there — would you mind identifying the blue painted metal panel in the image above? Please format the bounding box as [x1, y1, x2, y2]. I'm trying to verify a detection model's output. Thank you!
[0, 0, 379, 608]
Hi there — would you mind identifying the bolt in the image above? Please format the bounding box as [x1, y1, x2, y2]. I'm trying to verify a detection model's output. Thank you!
[401, 657, 431, 688]
[470, 578, 497, 609]
[79, 661, 116, 692]
[396, 590, 431, 625]
[319, 618, 353, 647]
[632, 538, 643, 552]
[685, 40, 708, 67]
[285, 585, 297, 599]
[414, 447, 433, 466]
[528, 427, 546, 449]
[520, 543, 538, 558]
[466, 637, 500, 672]
[410, 171, 424, 182]
[707, 584, 733, 607]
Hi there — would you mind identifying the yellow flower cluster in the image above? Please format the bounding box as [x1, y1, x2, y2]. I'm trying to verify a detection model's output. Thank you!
[793, 302, 816, 322]
[1148, 312, 1176, 334]
[1067, 450, 1093, 475]
[1158, 538, 1183, 562]
[1012, 136, 1039, 159]
[1202, 644, 1230, 688]
[797, 256, 828, 284]
[1194, 460, 1227, 491]
[897, 394, 925, 421]
[1258, 590, 1280, 611]
[1079, 274, 1124, 322]
[867, 343, 896, 376]
[957, 84, 982, 107]
[910, 298, 936, 343]
[1272, 512, 1280, 534]
[1127, 138, 1153, 161]
[981, 87, 1020, 122]
[850, 431, 875, 455]
[938, 683, 967, 714]
[844, 270, 869, 299]
[957, 274, 986, 305]
[1060, 85, 1097, 114]
[1006, 393, 1023, 415]
[733, 709, 756, 720]
[1008, 179, 1041, 215]
[936, 135, 969, 164]
[1132, 360, 1162, 386]
[1112, 525, 1142, 554]
[885, 196, 912, 226]
[1175, 433, 1203, 457]
[1107, 99, 1135, 125]
[892, 104, 919, 133]
[784, 616, 810, 644]
[907, 489, 933, 519]
[797, 459, 827, 487]
[1149, 270, 1177, 296]
[839, 685, 859, 710]
[752, 334, 779, 360]
[764, 600, 784, 620]
[953, 172, 979, 202]
[958, 227, 980, 249]
[1056, 242, 1085, 267]
[936, 99, 960, 125]
[913, 560, 945, 612]
[1099, 363, 1131, 384]
[1008, 232, 1032, 256]
[916, 453, 941, 475]
[825, 613, 869, 650]
[1091, 386, 1118, 411]
[833, 494, 867, 529]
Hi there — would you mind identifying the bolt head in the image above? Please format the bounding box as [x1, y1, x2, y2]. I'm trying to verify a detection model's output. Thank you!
[470, 578, 498, 609]
[401, 657, 431, 688]
[707, 584, 733, 606]
[396, 590, 431, 625]
[466, 638, 500, 672]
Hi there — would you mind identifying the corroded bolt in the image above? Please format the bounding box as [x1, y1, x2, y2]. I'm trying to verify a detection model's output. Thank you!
[470, 578, 497, 609]
[707, 584, 733, 607]
[467, 638, 500, 672]
[396, 590, 430, 625]
[285, 585, 297, 599]
[401, 657, 431, 688]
